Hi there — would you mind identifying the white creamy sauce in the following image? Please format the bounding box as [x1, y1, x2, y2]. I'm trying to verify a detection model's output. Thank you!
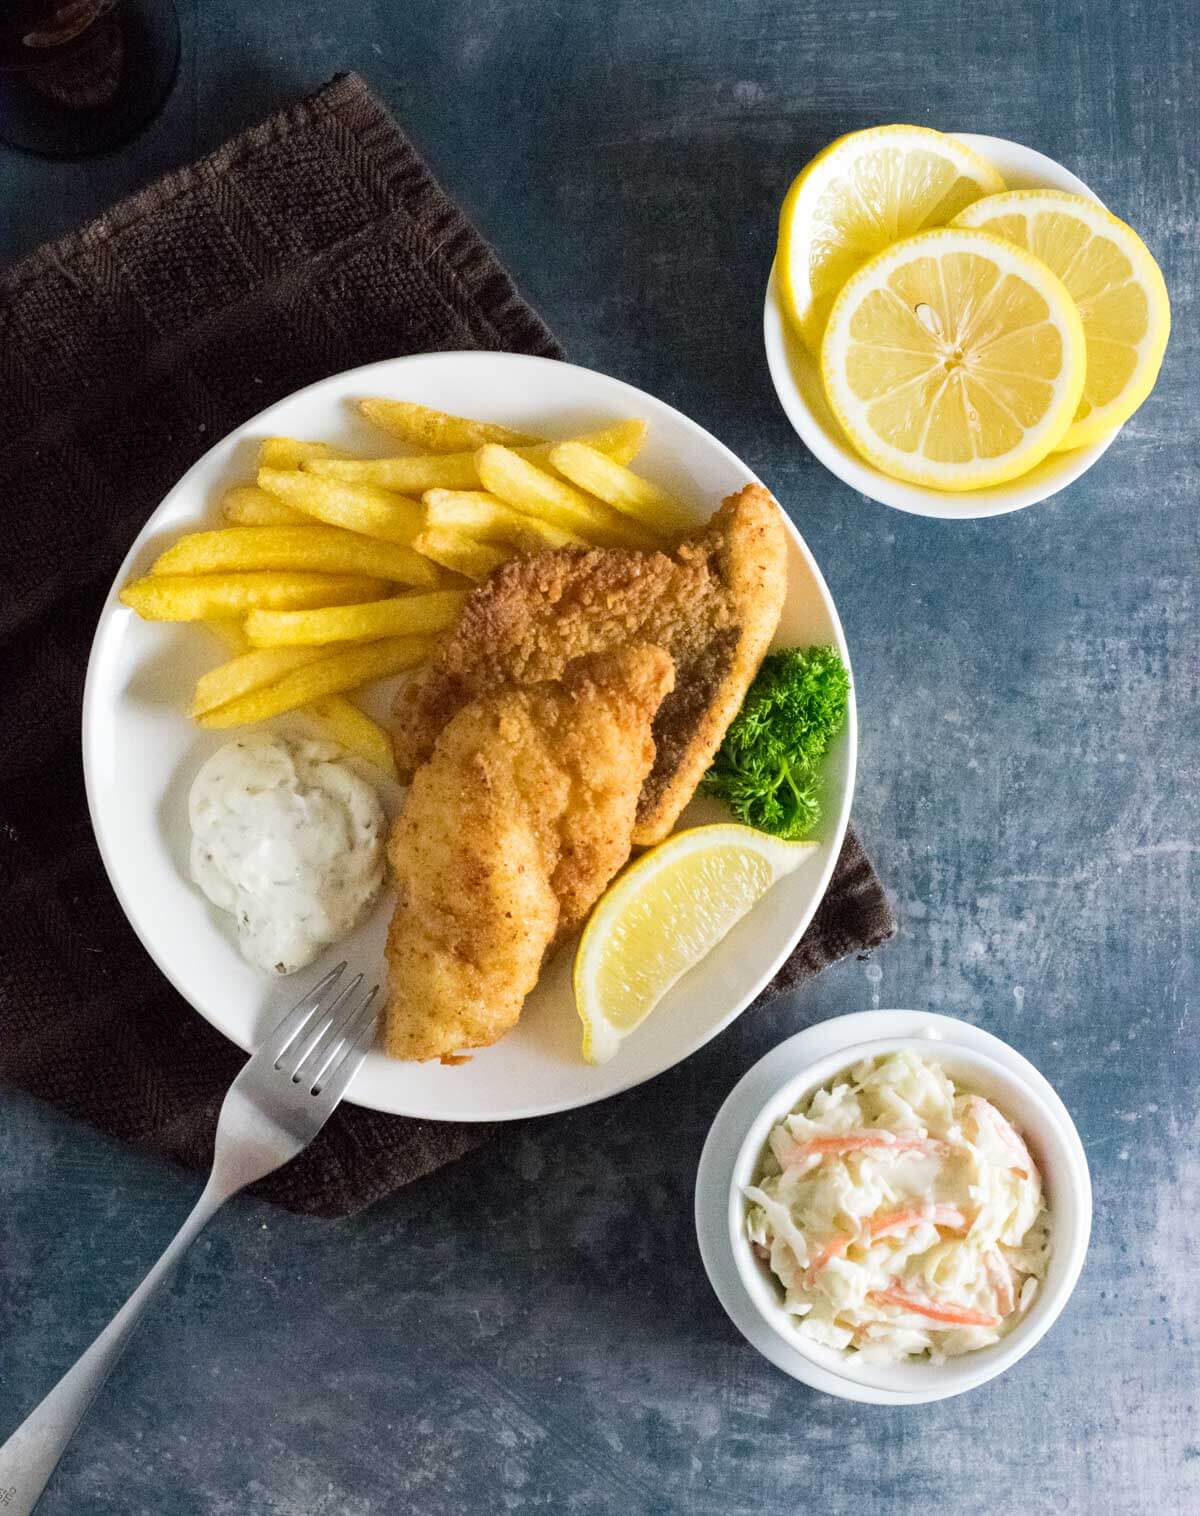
[189, 734, 386, 975]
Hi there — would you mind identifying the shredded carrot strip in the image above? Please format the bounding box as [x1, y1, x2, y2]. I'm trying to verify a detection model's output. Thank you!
[969, 1096, 1040, 1184]
[783, 1132, 948, 1167]
[802, 1205, 968, 1288]
[869, 1286, 1000, 1328]
[870, 1204, 967, 1239]
[802, 1235, 851, 1286]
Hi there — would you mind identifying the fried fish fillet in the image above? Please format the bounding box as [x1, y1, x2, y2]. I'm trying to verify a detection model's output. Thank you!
[392, 483, 788, 844]
[384, 645, 674, 1062]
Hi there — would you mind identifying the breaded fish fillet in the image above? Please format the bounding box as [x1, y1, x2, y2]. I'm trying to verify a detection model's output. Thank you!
[392, 483, 788, 844]
[384, 645, 674, 1062]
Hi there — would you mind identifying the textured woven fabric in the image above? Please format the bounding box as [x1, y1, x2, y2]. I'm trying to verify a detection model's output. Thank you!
[0, 73, 895, 1217]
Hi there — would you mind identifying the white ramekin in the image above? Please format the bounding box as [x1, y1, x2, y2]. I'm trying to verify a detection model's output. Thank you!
[763, 133, 1119, 519]
[728, 1027, 1091, 1401]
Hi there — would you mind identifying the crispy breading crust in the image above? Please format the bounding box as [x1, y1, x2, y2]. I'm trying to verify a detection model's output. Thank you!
[384, 646, 674, 1062]
[633, 483, 788, 842]
[392, 485, 788, 841]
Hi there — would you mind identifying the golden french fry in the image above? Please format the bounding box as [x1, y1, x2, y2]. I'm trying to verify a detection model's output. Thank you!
[192, 645, 331, 716]
[475, 446, 661, 550]
[202, 618, 395, 771]
[305, 420, 650, 492]
[258, 437, 342, 470]
[547, 419, 648, 468]
[359, 398, 539, 453]
[412, 526, 510, 582]
[197, 636, 434, 729]
[151, 525, 438, 586]
[257, 468, 422, 544]
[547, 443, 696, 536]
[245, 588, 467, 647]
[221, 486, 309, 527]
[307, 451, 481, 492]
[423, 490, 588, 550]
[120, 572, 389, 621]
[300, 697, 399, 779]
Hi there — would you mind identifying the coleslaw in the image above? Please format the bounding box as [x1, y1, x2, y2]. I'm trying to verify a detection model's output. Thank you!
[745, 1051, 1051, 1363]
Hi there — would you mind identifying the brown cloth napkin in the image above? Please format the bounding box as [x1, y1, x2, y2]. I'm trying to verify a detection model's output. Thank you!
[0, 74, 895, 1217]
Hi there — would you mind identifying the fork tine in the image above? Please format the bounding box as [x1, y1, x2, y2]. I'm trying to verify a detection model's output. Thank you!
[257, 962, 346, 1068]
[308, 987, 379, 1093]
[311, 990, 380, 1100]
[287, 974, 366, 1085]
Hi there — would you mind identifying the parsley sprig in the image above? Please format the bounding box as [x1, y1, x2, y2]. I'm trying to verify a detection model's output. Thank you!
[702, 647, 849, 839]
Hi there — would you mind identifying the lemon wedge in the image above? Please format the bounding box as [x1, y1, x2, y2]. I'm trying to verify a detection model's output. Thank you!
[574, 825, 817, 1064]
[778, 125, 1006, 352]
[820, 227, 1086, 491]
[951, 189, 1170, 450]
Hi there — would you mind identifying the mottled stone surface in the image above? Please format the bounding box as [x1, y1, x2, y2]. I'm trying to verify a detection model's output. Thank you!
[1, 2, 1197, 1511]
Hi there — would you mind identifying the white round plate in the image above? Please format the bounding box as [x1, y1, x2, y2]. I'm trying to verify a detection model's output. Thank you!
[764, 133, 1120, 519]
[694, 1009, 1088, 1404]
[83, 352, 856, 1121]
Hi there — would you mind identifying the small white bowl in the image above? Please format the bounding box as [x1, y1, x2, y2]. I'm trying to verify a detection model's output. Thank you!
[763, 133, 1120, 519]
[727, 1026, 1091, 1402]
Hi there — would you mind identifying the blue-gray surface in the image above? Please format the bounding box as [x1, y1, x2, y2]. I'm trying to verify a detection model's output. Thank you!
[2, 2, 1197, 1512]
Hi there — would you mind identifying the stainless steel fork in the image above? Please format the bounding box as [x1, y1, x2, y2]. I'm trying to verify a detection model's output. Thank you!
[0, 963, 378, 1515]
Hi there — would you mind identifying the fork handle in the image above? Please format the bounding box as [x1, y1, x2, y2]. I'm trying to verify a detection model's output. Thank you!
[0, 1177, 230, 1514]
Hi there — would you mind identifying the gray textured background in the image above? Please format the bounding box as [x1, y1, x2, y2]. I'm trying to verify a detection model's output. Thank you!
[1, 1, 1197, 1512]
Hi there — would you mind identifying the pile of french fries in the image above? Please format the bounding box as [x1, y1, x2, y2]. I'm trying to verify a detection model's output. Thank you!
[120, 401, 696, 778]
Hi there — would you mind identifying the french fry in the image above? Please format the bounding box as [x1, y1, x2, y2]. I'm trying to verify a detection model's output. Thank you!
[197, 636, 434, 729]
[192, 645, 332, 716]
[423, 490, 588, 551]
[412, 527, 510, 582]
[304, 420, 651, 492]
[257, 468, 422, 544]
[359, 398, 538, 453]
[547, 443, 696, 536]
[120, 572, 389, 621]
[475, 446, 662, 550]
[299, 697, 399, 779]
[221, 486, 309, 527]
[257, 437, 341, 470]
[592, 419, 649, 465]
[245, 588, 468, 647]
[202, 619, 398, 775]
[308, 450, 480, 492]
[545, 419, 648, 468]
[151, 526, 438, 586]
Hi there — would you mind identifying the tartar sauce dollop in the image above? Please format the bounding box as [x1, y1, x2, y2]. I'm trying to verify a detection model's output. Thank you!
[745, 1051, 1050, 1363]
[189, 734, 386, 975]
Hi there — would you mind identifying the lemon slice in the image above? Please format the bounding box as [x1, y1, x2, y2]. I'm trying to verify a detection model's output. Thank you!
[820, 227, 1086, 491]
[574, 825, 817, 1064]
[778, 125, 1006, 351]
[951, 189, 1170, 450]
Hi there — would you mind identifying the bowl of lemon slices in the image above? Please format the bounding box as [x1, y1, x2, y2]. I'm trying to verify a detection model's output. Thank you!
[763, 126, 1171, 518]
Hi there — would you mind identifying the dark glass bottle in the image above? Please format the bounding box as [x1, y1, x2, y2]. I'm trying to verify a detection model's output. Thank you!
[0, 0, 179, 158]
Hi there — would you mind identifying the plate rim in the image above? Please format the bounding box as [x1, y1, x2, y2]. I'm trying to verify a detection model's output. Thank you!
[82, 350, 858, 1119]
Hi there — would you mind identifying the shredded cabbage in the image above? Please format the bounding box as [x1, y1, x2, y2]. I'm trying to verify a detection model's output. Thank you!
[744, 1051, 1051, 1363]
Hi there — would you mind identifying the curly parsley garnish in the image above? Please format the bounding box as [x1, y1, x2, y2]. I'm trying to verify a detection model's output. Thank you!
[701, 647, 849, 839]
